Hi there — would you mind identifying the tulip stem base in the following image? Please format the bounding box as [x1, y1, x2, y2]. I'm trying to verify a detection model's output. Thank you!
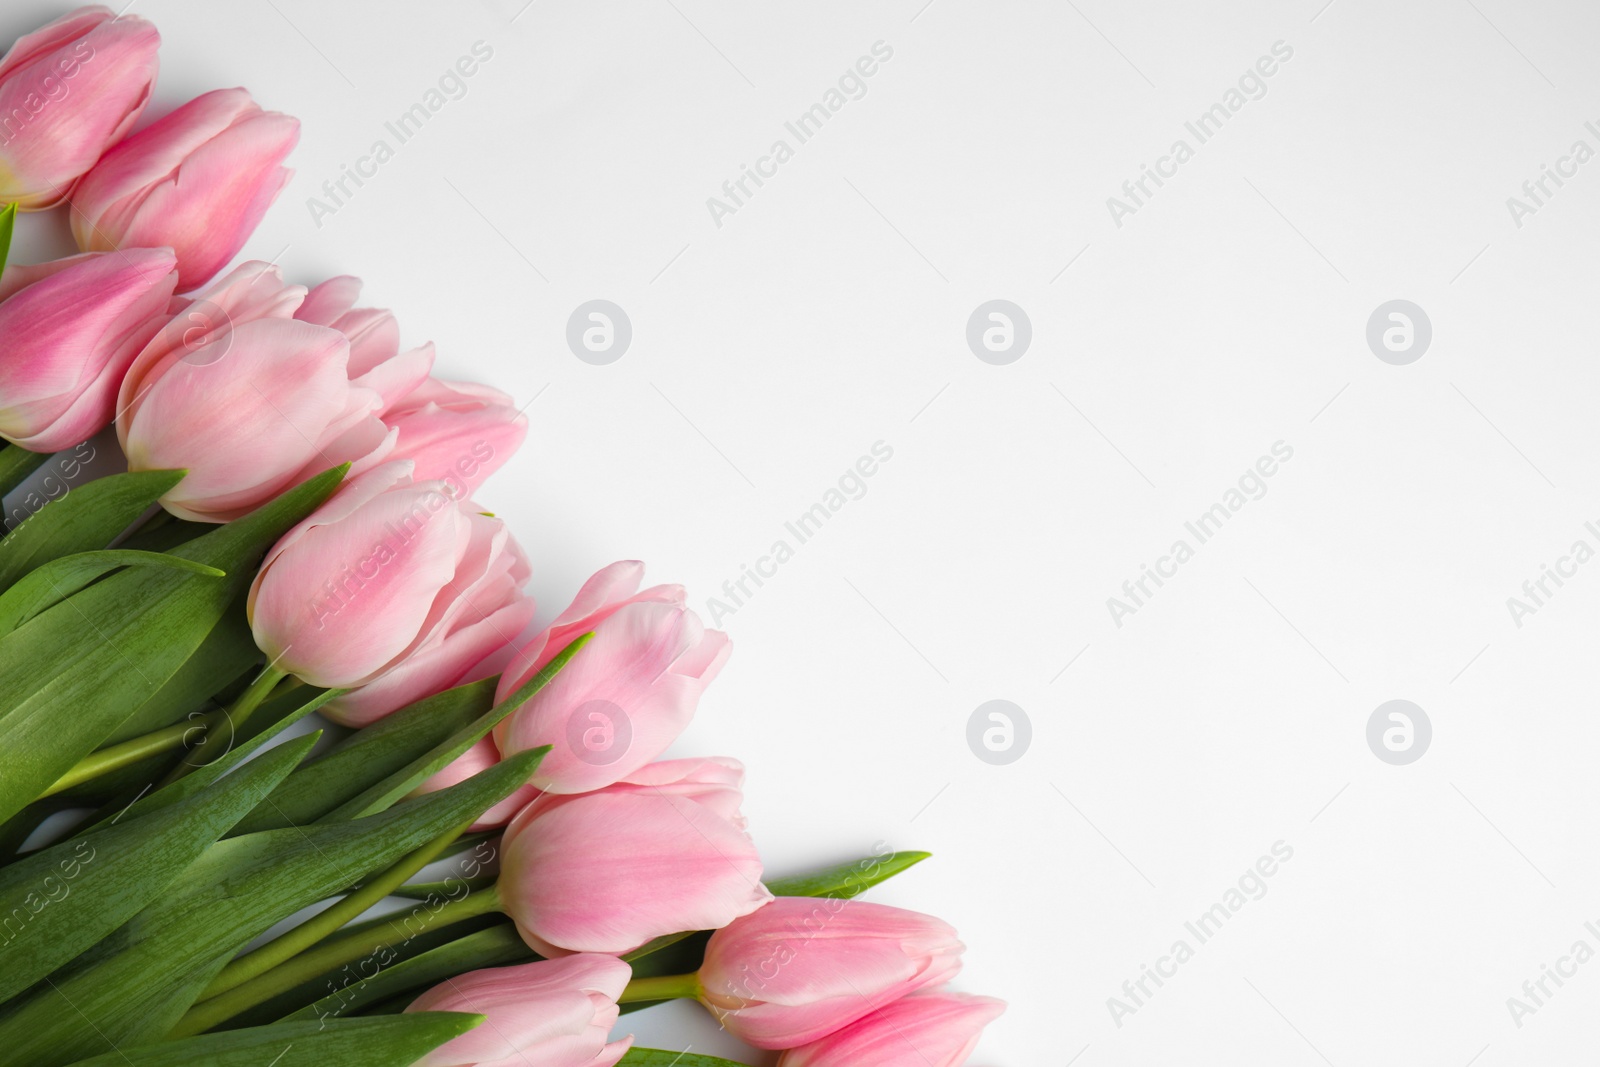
[620, 972, 702, 1004]
[40, 719, 207, 798]
[170, 885, 505, 1037]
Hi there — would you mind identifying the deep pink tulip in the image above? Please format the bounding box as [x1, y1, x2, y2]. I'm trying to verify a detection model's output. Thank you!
[413, 736, 542, 830]
[0, 6, 159, 209]
[776, 991, 1005, 1067]
[405, 954, 633, 1067]
[493, 561, 731, 794]
[697, 897, 965, 1048]
[71, 88, 299, 290]
[0, 248, 176, 450]
[499, 758, 771, 955]
[248, 462, 532, 693]
[382, 376, 526, 499]
[116, 265, 425, 521]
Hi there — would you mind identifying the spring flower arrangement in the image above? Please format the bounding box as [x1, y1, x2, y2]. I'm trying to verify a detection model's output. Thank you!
[0, 7, 1004, 1067]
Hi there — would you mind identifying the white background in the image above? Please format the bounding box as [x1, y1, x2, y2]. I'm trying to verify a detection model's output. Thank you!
[12, 0, 1600, 1063]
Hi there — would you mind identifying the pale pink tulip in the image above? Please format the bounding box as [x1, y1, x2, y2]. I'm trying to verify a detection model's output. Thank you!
[405, 954, 633, 1067]
[382, 376, 526, 498]
[413, 737, 542, 830]
[294, 275, 433, 408]
[0, 248, 176, 450]
[697, 897, 964, 1048]
[71, 88, 299, 290]
[117, 264, 425, 521]
[493, 561, 731, 794]
[499, 759, 771, 955]
[248, 462, 532, 693]
[776, 991, 1005, 1067]
[0, 6, 159, 209]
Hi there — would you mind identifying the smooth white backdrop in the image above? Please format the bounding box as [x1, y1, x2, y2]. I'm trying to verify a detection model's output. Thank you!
[12, 0, 1600, 1063]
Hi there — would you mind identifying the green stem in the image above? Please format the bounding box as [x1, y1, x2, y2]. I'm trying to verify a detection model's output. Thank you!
[0, 444, 48, 499]
[198, 821, 472, 1002]
[170, 886, 504, 1037]
[157, 664, 288, 787]
[619, 972, 703, 1003]
[39, 719, 205, 798]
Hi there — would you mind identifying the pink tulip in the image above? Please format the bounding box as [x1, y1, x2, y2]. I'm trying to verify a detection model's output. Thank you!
[775, 991, 1005, 1067]
[71, 88, 299, 290]
[493, 561, 731, 794]
[0, 248, 176, 450]
[697, 897, 965, 1048]
[294, 275, 433, 408]
[498, 758, 771, 955]
[413, 737, 542, 830]
[382, 376, 526, 499]
[116, 265, 427, 521]
[248, 462, 533, 694]
[0, 6, 159, 209]
[405, 954, 633, 1067]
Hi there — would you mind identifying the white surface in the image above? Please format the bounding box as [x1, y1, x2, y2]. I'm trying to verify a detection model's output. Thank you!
[14, 0, 1600, 1062]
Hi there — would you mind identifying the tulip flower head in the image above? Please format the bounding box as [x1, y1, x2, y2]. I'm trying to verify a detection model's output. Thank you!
[498, 758, 771, 956]
[697, 897, 965, 1049]
[0, 248, 177, 450]
[0, 6, 160, 209]
[405, 954, 634, 1067]
[248, 461, 532, 699]
[118, 265, 431, 521]
[382, 376, 526, 499]
[775, 991, 1006, 1067]
[494, 561, 731, 794]
[71, 87, 299, 290]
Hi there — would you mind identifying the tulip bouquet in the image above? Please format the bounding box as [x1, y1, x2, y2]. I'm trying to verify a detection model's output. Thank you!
[0, 7, 1004, 1067]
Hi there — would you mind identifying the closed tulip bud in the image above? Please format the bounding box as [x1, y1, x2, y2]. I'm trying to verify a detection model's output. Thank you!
[405, 954, 634, 1067]
[696, 897, 965, 1049]
[248, 462, 533, 694]
[0, 248, 176, 450]
[499, 758, 771, 956]
[383, 376, 526, 499]
[776, 991, 1005, 1067]
[0, 6, 159, 209]
[117, 265, 428, 521]
[493, 561, 731, 794]
[71, 88, 299, 290]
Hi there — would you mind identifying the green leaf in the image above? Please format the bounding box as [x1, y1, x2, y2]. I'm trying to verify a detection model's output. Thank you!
[320, 635, 589, 821]
[100, 605, 259, 746]
[765, 850, 932, 899]
[0, 202, 15, 277]
[282, 924, 529, 1025]
[231, 677, 496, 835]
[58, 1012, 484, 1067]
[386, 873, 497, 900]
[0, 469, 184, 589]
[0, 549, 224, 634]
[0, 445, 47, 499]
[0, 733, 316, 1003]
[620, 1051, 752, 1067]
[0, 748, 543, 1066]
[0, 465, 344, 828]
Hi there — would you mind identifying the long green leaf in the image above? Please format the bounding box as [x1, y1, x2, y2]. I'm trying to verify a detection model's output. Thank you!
[0, 733, 316, 1003]
[0, 202, 15, 277]
[100, 606, 259, 746]
[0, 465, 344, 827]
[765, 850, 931, 898]
[322, 635, 589, 821]
[0, 748, 543, 1066]
[232, 677, 497, 834]
[0, 549, 224, 634]
[0, 469, 184, 588]
[59, 1012, 484, 1067]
